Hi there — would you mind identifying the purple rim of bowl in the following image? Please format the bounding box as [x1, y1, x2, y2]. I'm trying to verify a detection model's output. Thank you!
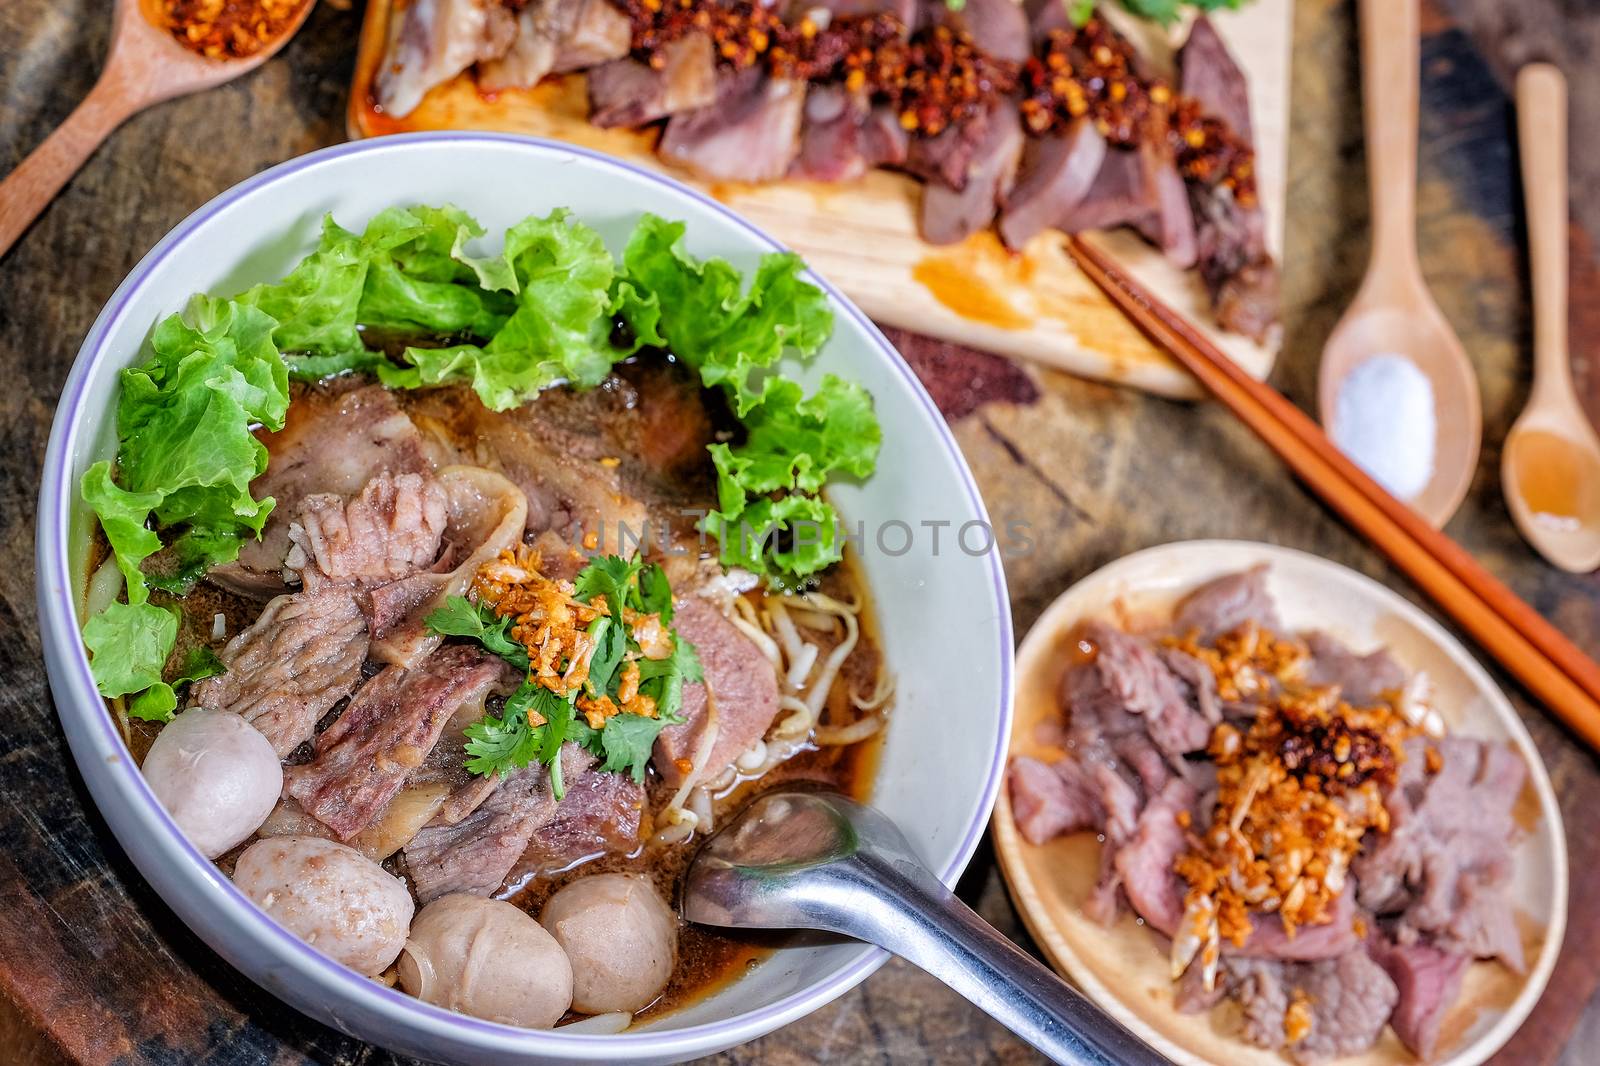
[36, 132, 1015, 1056]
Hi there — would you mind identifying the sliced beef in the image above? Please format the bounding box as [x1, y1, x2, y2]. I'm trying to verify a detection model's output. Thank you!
[659, 69, 807, 182]
[997, 119, 1107, 250]
[1231, 888, 1360, 962]
[1368, 935, 1469, 1059]
[1083, 762, 1142, 925]
[376, 0, 518, 118]
[286, 645, 509, 840]
[286, 472, 448, 589]
[1007, 755, 1104, 845]
[213, 381, 429, 599]
[653, 598, 783, 787]
[903, 109, 991, 190]
[791, 86, 872, 183]
[861, 105, 911, 167]
[404, 743, 593, 901]
[1110, 778, 1194, 936]
[192, 587, 368, 756]
[1172, 564, 1280, 640]
[1302, 631, 1407, 707]
[1054, 147, 1152, 234]
[587, 33, 718, 128]
[926, 0, 1030, 63]
[365, 465, 528, 669]
[1354, 736, 1527, 972]
[919, 100, 1025, 245]
[479, 0, 631, 91]
[1228, 952, 1397, 1062]
[1179, 16, 1280, 341]
[1062, 620, 1212, 763]
[1158, 646, 1222, 725]
[515, 762, 645, 875]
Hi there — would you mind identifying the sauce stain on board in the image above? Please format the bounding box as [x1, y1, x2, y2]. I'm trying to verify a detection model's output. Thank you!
[913, 233, 1035, 331]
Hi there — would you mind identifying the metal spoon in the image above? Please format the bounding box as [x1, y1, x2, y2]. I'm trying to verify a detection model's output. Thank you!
[0, 0, 317, 259]
[1317, 0, 1481, 528]
[1501, 64, 1600, 573]
[682, 789, 1168, 1066]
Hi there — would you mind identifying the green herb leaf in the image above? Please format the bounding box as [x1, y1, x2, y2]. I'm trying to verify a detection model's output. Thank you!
[637, 634, 703, 721]
[174, 646, 226, 685]
[637, 563, 674, 623]
[424, 596, 530, 672]
[596, 713, 675, 783]
[573, 554, 642, 615]
[129, 683, 178, 723]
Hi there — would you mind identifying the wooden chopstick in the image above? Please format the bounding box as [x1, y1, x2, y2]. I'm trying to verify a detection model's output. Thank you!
[1064, 234, 1600, 749]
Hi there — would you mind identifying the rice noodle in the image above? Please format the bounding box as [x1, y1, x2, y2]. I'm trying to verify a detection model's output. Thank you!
[801, 606, 858, 718]
[813, 714, 884, 746]
[558, 1012, 634, 1034]
[659, 681, 720, 831]
[729, 599, 782, 672]
[787, 607, 841, 634]
[688, 784, 715, 832]
[784, 642, 819, 692]
[852, 668, 895, 711]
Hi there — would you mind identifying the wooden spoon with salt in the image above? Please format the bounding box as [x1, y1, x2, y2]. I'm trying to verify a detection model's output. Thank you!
[1502, 64, 1600, 573]
[1317, 0, 1481, 529]
[0, 0, 316, 260]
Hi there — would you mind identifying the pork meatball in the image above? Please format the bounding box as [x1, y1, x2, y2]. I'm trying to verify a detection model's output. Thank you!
[233, 836, 413, 976]
[142, 706, 280, 859]
[398, 894, 573, 1028]
[540, 874, 676, 1014]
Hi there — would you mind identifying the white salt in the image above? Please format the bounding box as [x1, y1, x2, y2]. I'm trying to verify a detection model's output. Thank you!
[1331, 353, 1437, 500]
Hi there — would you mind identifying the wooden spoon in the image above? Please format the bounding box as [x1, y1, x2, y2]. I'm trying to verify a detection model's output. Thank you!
[1317, 0, 1481, 529]
[0, 0, 315, 259]
[1502, 64, 1600, 573]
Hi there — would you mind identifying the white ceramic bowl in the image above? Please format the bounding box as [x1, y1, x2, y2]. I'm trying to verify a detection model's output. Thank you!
[36, 134, 1014, 1065]
[994, 540, 1567, 1066]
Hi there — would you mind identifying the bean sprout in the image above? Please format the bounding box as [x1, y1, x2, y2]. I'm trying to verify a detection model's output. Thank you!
[852, 667, 895, 711]
[558, 1012, 634, 1034]
[814, 715, 884, 746]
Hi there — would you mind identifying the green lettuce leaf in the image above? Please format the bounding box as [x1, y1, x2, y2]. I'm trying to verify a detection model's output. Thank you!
[619, 214, 833, 417]
[83, 601, 177, 699]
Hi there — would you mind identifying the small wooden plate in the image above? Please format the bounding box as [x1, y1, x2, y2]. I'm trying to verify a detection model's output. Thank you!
[992, 540, 1567, 1066]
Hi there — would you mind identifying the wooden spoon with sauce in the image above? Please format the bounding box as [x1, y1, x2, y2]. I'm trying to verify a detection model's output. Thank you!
[1317, 0, 1482, 529]
[1502, 64, 1600, 573]
[0, 0, 315, 260]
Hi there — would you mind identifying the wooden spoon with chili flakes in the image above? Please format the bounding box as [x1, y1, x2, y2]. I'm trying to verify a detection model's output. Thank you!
[0, 0, 316, 260]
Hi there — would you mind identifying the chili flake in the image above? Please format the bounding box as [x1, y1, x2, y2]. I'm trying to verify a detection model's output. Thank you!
[155, 0, 308, 60]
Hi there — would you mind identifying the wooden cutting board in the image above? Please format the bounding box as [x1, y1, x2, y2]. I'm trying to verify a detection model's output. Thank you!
[347, 0, 1292, 398]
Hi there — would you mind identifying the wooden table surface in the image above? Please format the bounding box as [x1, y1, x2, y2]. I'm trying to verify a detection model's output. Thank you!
[4, 0, 1600, 1062]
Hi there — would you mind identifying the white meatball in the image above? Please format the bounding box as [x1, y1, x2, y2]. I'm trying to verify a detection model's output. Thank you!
[233, 836, 413, 976]
[142, 706, 281, 859]
[398, 894, 573, 1028]
[540, 874, 676, 1014]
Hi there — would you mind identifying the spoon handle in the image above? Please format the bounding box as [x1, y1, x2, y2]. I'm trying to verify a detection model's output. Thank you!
[0, 72, 139, 260]
[1358, 0, 1421, 285]
[1517, 64, 1572, 408]
[860, 858, 1167, 1065]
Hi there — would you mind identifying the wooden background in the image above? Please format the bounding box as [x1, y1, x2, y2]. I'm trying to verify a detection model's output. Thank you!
[3, 0, 1600, 1062]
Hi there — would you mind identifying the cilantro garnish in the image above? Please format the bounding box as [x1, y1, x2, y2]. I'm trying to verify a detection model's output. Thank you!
[427, 554, 704, 790]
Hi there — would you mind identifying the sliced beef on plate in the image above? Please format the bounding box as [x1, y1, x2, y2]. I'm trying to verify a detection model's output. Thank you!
[286, 645, 511, 840]
[285, 471, 449, 589]
[1157, 645, 1222, 725]
[1007, 755, 1105, 845]
[926, 0, 1030, 63]
[918, 101, 1025, 245]
[861, 105, 911, 167]
[404, 743, 594, 901]
[515, 762, 646, 876]
[653, 598, 783, 788]
[903, 108, 991, 190]
[1178, 15, 1280, 342]
[212, 381, 430, 600]
[1301, 630, 1408, 706]
[587, 34, 718, 128]
[1109, 778, 1195, 936]
[791, 86, 872, 183]
[376, 0, 518, 118]
[1172, 563, 1281, 640]
[1057, 140, 1197, 268]
[1081, 762, 1147, 926]
[192, 587, 369, 757]
[479, 0, 631, 92]
[1228, 951, 1398, 1062]
[659, 68, 808, 182]
[1230, 888, 1360, 962]
[997, 118, 1107, 250]
[365, 465, 528, 669]
[1061, 619, 1213, 763]
[1354, 735, 1528, 972]
[1368, 935, 1470, 1059]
